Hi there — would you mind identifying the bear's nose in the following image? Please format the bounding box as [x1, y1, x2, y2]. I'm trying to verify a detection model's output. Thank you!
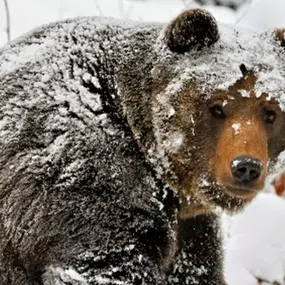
[231, 156, 262, 186]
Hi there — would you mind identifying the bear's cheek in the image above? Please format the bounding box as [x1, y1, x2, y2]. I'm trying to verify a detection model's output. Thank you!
[168, 135, 210, 193]
[211, 118, 268, 196]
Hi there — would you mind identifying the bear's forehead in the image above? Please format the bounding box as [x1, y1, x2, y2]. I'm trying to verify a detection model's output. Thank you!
[155, 25, 285, 110]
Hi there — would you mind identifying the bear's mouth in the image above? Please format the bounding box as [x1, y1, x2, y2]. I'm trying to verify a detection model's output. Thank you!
[218, 173, 265, 197]
[197, 172, 259, 212]
[223, 183, 259, 199]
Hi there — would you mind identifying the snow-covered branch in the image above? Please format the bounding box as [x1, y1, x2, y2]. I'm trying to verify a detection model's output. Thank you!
[3, 0, 11, 42]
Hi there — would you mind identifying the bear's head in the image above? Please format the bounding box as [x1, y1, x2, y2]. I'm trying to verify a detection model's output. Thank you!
[149, 9, 285, 218]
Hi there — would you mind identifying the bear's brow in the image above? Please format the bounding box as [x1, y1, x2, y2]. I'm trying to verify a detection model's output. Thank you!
[211, 94, 230, 102]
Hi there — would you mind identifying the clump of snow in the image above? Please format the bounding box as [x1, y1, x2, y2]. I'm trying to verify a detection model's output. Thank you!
[43, 266, 87, 284]
[156, 93, 176, 119]
[0, 39, 56, 76]
[238, 89, 250, 98]
[93, 276, 128, 285]
[164, 132, 184, 152]
[199, 178, 211, 187]
[232, 123, 241, 135]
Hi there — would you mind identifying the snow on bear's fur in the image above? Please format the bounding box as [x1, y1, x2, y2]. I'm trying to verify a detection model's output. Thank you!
[0, 8, 285, 285]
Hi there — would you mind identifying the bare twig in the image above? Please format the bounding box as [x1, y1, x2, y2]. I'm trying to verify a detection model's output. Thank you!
[118, 0, 124, 18]
[94, 0, 104, 16]
[181, 0, 194, 8]
[3, 0, 11, 42]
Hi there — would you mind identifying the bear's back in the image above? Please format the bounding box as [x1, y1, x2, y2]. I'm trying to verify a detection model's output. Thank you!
[0, 16, 160, 191]
[0, 17, 169, 281]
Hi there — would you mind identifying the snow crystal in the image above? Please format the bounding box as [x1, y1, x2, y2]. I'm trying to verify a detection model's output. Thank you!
[41, 74, 52, 83]
[65, 268, 86, 282]
[222, 100, 228, 106]
[156, 93, 176, 119]
[0, 38, 55, 76]
[82, 73, 92, 81]
[232, 123, 241, 135]
[151, 196, 164, 211]
[231, 160, 239, 168]
[124, 244, 135, 251]
[199, 178, 211, 188]
[195, 266, 207, 276]
[162, 187, 168, 199]
[278, 150, 285, 162]
[91, 76, 101, 89]
[238, 89, 250, 98]
[164, 132, 184, 152]
[164, 78, 184, 95]
[93, 276, 129, 285]
[43, 266, 87, 285]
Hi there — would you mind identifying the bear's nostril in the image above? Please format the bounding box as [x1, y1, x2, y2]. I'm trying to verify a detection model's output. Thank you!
[236, 167, 247, 177]
[250, 169, 259, 180]
[231, 156, 262, 186]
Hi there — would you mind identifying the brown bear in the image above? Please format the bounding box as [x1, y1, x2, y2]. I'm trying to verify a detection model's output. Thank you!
[0, 8, 285, 285]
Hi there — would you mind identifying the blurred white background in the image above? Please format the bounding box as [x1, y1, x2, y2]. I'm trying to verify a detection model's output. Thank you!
[0, 0, 248, 47]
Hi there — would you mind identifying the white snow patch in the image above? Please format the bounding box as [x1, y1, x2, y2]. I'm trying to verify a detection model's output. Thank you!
[94, 276, 129, 285]
[199, 178, 211, 187]
[0, 39, 55, 76]
[224, 192, 285, 284]
[238, 89, 250, 98]
[43, 266, 87, 285]
[232, 123, 241, 135]
[164, 132, 184, 152]
[156, 93, 175, 119]
[231, 160, 239, 167]
[65, 268, 86, 282]
[124, 244, 135, 251]
[41, 74, 52, 83]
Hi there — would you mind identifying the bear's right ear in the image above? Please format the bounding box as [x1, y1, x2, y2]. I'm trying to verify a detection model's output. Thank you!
[165, 9, 220, 54]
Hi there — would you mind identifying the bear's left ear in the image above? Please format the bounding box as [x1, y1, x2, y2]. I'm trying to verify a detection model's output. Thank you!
[274, 29, 285, 47]
[165, 9, 220, 54]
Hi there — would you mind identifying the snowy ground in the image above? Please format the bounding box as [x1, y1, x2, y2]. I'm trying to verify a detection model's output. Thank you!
[223, 191, 285, 285]
[1, 0, 285, 284]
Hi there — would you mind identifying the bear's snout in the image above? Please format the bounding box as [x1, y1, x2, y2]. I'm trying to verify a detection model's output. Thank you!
[231, 156, 262, 189]
[213, 113, 268, 197]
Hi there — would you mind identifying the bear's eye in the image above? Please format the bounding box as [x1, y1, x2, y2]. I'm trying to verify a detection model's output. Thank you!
[263, 109, 277, 124]
[210, 104, 226, 120]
